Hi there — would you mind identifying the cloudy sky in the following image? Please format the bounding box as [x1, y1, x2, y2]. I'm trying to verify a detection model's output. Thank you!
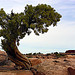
[0, 0, 75, 54]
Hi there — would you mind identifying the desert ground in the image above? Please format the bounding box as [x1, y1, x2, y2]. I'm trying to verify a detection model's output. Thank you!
[0, 50, 75, 75]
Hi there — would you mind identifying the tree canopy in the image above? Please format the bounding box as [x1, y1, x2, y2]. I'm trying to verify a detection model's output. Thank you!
[0, 4, 62, 70]
[0, 4, 62, 47]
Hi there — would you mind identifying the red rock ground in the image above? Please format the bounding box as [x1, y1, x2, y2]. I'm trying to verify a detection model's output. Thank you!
[0, 50, 75, 75]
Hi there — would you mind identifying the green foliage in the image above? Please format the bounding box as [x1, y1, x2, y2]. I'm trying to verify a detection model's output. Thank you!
[54, 52, 58, 55]
[37, 52, 43, 55]
[54, 52, 65, 58]
[26, 53, 32, 55]
[33, 52, 43, 55]
[0, 4, 62, 50]
[33, 53, 37, 55]
[46, 53, 51, 56]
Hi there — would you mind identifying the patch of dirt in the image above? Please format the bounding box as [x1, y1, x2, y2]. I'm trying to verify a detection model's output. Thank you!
[0, 50, 75, 75]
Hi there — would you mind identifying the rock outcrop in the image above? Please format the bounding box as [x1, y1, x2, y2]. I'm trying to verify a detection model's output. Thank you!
[0, 50, 75, 75]
[0, 50, 8, 66]
[0, 50, 42, 70]
[65, 50, 75, 53]
[33, 58, 75, 75]
[0, 50, 15, 70]
[29, 58, 42, 66]
[68, 67, 75, 75]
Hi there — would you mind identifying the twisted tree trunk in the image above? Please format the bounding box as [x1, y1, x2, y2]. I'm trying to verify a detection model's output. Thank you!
[1, 40, 45, 75]
[2, 40, 31, 70]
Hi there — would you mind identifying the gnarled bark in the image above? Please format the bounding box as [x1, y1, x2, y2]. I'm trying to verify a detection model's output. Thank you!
[1, 40, 31, 70]
[1, 40, 46, 75]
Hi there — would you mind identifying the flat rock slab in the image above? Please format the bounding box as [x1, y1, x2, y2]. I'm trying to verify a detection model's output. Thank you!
[0, 70, 33, 75]
[29, 58, 42, 66]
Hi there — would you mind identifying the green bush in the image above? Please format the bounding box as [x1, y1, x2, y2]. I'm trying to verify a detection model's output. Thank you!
[26, 53, 32, 55]
[54, 52, 65, 58]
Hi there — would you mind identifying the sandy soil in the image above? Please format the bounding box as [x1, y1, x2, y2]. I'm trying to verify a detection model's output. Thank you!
[33, 58, 75, 75]
[0, 50, 75, 75]
[0, 70, 33, 75]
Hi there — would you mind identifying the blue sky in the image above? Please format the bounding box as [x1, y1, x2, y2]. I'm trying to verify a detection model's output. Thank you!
[0, 0, 75, 54]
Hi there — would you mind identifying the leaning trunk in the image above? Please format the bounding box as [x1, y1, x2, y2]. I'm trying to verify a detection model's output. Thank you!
[1, 40, 31, 70]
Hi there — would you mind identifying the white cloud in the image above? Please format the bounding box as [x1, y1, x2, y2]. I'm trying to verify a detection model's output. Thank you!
[12, 0, 61, 5]
[0, 0, 63, 13]
[19, 20, 75, 52]
[0, 0, 75, 53]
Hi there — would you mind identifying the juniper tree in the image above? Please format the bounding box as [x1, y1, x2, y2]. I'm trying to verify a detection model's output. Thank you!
[0, 4, 62, 69]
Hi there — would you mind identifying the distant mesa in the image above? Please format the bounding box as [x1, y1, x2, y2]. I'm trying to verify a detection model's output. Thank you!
[65, 50, 75, 53]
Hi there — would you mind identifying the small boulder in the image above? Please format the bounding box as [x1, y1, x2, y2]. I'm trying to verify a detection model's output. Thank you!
[68, 67, 75, 75]
[29, 58, 42, 66]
